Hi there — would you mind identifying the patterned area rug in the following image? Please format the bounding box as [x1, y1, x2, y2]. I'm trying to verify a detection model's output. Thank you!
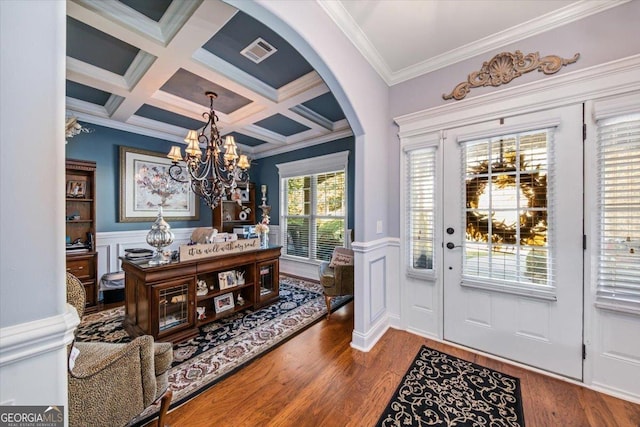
[376, 346, 525, 427]
[77, 276, 350, 425]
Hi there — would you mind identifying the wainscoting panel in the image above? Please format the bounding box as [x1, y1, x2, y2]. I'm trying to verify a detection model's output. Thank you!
[591, 308, 640, 401]
[403, 275, 440, 339]
[351, 238, 400, 352]
[96, 228, 195, 281]
[368, 256, 386, 324]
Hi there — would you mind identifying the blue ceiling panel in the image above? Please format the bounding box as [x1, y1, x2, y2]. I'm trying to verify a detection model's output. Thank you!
[136, 104, 205, 130]
[202, 11, 313, 89]
[255, 114, 310, 137]
[161, 68, 252, 114]
[118, 0, 172, 22]
[302, 92, 346, 122]
[228, 132, 267, 147]
[66, 80, 111, 106]
[67, 17, 139, 76]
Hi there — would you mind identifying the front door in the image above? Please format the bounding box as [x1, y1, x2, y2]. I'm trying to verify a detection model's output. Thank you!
[442, 105, 584, 379]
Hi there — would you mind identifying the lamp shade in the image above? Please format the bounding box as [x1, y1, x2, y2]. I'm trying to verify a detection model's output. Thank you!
[184, 130, 199, 144]
[238, 154, 250, 169]
[185, 138, 202, 158]
[167, 146, 183, 162]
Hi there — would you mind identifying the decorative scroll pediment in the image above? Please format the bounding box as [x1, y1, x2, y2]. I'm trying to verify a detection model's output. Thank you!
[443, 51, 580, 101]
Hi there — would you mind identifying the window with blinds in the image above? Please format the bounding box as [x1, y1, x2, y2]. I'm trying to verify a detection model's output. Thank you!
[283, 170, 346, 262]
[462, 129, 553, 288]
[406, 147, 436, 271]
[597, 114, 640, 309]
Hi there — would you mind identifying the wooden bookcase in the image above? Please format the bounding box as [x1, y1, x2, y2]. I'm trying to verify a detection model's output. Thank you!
[121, 246, 281, 343]
[212, 182, 256, 233]
[65, 159, 98, 310]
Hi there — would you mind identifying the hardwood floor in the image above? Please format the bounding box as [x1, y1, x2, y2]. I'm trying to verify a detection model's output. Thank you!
[162, 301, 640, 427]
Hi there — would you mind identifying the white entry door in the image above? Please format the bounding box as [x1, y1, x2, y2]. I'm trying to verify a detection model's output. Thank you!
[442, 105, 584, 380]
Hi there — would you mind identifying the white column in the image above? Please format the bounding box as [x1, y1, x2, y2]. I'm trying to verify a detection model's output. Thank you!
[0, 0, 74, 415]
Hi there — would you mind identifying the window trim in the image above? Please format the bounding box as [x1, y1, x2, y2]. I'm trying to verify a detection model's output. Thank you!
[277, 151, 349, 264]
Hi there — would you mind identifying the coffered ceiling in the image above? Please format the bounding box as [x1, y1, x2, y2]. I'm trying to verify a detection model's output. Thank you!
[66, 0, 624, 158]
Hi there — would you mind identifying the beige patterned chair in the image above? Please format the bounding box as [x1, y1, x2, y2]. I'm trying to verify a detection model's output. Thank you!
[66, 273, 173, 427]
[318, 247, 354, 319]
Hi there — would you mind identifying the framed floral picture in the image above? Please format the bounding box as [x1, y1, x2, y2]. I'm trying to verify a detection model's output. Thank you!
[119, 146, 199, 222]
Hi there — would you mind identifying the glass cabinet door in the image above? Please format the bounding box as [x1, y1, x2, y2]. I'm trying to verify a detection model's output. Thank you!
[257, 260, 279, 306]
[153, 277, 194, 337]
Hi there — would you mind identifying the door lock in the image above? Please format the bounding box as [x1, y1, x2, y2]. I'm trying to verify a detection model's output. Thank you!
[446, 227, 455, 235]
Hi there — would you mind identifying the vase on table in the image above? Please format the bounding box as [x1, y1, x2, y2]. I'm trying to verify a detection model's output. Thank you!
[146, 207, 174, 265]
[259, 232, 269, 249]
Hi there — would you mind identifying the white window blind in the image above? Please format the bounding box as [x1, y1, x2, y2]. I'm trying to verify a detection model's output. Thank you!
[281, 171, 347, 262]
[461, 129, 554, 289]
[597, 114, 640, 309]
[406, 147, 436, 271]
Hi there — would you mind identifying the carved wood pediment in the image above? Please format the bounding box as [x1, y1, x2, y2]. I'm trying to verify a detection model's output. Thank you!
[443, 51, 580, 101]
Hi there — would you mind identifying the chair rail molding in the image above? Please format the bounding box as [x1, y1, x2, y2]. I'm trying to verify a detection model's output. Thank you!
[0, 308, 78, 368]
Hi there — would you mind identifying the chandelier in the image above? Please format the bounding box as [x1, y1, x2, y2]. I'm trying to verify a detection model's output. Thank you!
[167, 91, 250, 209]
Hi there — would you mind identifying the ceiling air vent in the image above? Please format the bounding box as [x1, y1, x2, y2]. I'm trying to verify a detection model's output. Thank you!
[240, 37, 277, 64]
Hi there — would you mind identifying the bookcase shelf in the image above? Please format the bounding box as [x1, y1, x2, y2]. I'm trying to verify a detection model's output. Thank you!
[66, 159, 98, 310]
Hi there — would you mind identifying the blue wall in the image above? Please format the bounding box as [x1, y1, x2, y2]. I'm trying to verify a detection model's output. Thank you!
[65, 123, 212, 232]
[251, 136, 355, 228]
[66, 123, 354, 232]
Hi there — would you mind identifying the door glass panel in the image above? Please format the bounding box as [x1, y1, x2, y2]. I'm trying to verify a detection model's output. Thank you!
[158, 283, 189, 331]
[463, 130, 550, 286]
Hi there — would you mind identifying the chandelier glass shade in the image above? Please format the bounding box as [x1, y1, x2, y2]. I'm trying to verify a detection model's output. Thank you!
[167, 91, 250, 209]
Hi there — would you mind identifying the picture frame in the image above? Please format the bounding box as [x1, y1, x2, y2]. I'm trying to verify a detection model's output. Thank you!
[214, 293, 234, 314]
[119, 146, 199, 222]
[240, 188, 250, 202]
[218, 270, 237, 290]
[66, 180, 86, 198]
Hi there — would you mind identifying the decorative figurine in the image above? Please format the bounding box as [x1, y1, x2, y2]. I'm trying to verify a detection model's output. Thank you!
[196, 306, 206, 320]
[236, 271, 245, 285]
[236, 295, 245, 306]
[197, 280, 208, 296]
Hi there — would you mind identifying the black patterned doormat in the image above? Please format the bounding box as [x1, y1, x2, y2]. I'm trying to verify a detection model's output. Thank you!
[377, 346, 525, 427]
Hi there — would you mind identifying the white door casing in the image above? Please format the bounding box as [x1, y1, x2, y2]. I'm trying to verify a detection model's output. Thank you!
[442, 105, 584, 380]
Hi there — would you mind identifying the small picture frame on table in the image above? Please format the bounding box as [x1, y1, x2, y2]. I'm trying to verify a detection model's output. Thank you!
[214, 293, 234, 314]
[218, 270, 236, 290]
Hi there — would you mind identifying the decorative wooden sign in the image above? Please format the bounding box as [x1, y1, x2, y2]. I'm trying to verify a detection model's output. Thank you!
[443, 50, 580, 101]
[179, 238, 260, 261]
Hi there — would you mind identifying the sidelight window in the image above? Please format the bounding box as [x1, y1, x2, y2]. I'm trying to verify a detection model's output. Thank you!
[406, 147, 436, 272]
[596, 113, 640, 310]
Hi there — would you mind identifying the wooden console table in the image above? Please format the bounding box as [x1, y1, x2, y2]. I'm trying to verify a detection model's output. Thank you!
[121, 245, 281, 344]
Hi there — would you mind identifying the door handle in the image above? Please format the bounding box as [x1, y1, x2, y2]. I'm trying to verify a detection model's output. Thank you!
[446, 242, 461, 249]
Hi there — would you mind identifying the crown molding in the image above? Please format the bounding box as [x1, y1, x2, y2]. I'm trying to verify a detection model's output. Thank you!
[319, 0, 630, 86]
[317, 0, 393, 85]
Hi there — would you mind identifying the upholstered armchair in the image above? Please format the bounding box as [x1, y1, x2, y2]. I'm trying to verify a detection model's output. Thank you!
[66, 273, 173, 427]
[318, 247, 354, 319]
